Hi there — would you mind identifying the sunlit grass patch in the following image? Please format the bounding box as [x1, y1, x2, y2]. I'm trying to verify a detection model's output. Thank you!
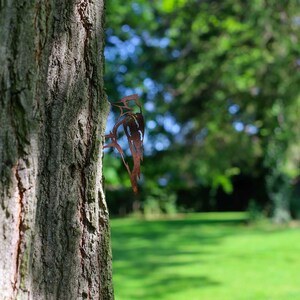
[111, 212, 300, 300]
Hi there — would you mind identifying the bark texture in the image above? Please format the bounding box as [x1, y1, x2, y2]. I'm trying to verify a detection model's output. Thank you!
[0, 0, 113, 299]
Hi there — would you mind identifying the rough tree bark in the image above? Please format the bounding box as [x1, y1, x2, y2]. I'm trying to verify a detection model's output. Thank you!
[0, 0, 114, 299]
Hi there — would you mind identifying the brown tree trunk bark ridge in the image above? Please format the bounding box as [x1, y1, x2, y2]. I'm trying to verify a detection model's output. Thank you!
[0, 0, 114, 299]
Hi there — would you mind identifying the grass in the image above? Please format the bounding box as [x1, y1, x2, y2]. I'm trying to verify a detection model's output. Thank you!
[110, 212, 300, 300]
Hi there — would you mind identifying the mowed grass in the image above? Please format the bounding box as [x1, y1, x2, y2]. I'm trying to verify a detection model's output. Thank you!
[111, 212, 300, 300]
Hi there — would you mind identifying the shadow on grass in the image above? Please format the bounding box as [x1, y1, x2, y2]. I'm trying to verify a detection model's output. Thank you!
[111, 213, 247, 299]
[138, 275, 220, 299]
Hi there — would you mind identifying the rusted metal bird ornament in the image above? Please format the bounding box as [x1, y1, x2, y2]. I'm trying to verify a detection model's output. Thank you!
[104, 94, 144, 193]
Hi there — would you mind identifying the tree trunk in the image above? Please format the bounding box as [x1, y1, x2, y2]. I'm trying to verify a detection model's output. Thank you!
[0, 0, 114, 299]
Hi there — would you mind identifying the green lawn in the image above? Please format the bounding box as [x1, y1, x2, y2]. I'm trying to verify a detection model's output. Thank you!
[111, 213, 300, 300]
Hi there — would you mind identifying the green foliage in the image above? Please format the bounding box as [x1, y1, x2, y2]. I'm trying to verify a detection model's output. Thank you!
[143, 187, 177, 218]
[111, 213, 300, 300]
[290, 182, 300, 219]
[103, 154, 131, 189]
[105, 0, 300, 217]
[247, 199, 265, 221]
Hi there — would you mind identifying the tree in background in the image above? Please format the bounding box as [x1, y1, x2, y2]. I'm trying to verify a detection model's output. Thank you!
[105, 0, 300, 219]
[0, 0, 113, 298]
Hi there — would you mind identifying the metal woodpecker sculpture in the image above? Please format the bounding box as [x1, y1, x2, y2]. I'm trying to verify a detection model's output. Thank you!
[104, 94, 144, 193]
